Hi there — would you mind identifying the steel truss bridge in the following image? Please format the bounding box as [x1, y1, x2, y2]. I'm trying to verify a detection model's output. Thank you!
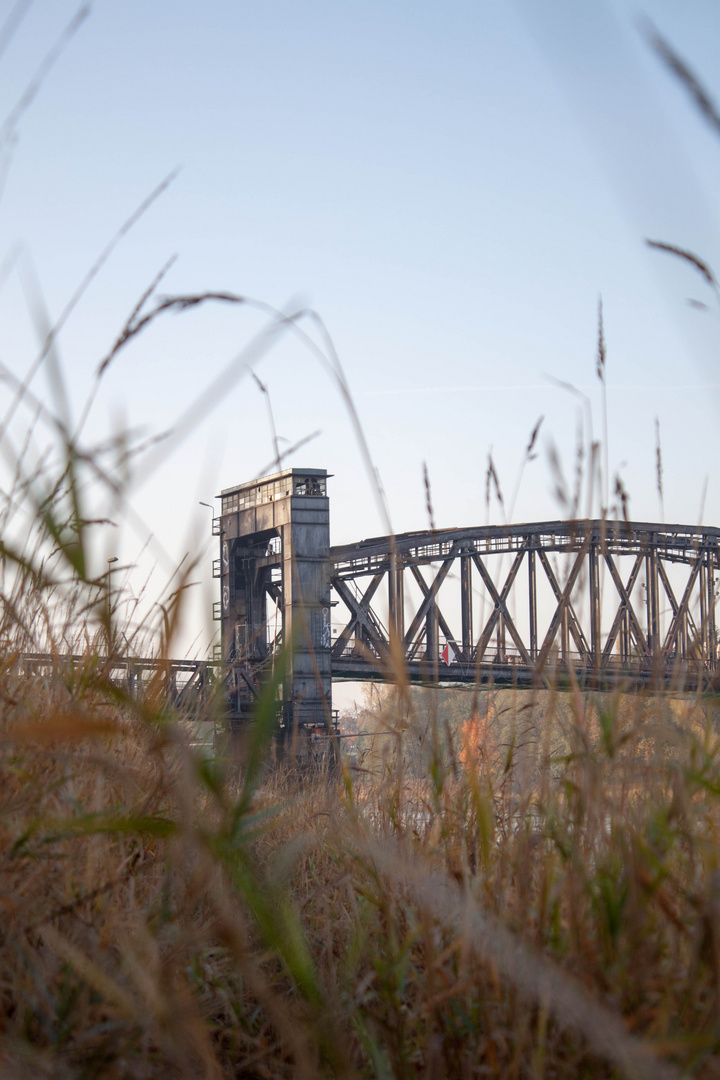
[11, 512, 720, 732]
[215, 469, 720, 728]
[14, 654, 215, 714]
[328, 519, 720, 691]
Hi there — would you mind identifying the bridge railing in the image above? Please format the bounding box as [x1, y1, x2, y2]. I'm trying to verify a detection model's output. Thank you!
[11, 654, 217, 714]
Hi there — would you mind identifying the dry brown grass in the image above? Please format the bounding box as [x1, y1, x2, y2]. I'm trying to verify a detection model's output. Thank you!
[0, 651, 718, 1078]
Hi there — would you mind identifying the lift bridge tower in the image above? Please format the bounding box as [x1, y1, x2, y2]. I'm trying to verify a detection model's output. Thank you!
[215, 468, 333, 733]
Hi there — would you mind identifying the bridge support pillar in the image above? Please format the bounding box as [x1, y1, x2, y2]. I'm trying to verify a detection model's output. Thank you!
[389, 551, 404, 644]
[426, 603, 439, 665]
[217, 469, 332, 733]
[701, 554, 716, 668]
[496, 615, 506, 663]
[561, 608, 568, 663]
[528, 548, 537, 661]
[708, 556, 717, 666]
[620, 609, 630, 665]
[646, 544, 660, 656]
[461, 552, 473, 661]
[589, 541, 600, 670]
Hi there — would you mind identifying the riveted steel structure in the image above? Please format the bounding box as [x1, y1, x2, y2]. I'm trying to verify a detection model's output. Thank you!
[215, 468, 332, 730]
[15, 654, 214, 712]
[214, 472, 720, 724]
[330, 519, 720, 689]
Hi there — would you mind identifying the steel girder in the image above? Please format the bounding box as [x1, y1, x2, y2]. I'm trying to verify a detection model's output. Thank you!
[329, 520, 720, 688]
[15, 653, 215, 712]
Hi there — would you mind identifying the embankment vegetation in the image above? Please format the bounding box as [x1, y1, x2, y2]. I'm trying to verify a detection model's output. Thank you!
[2, 565, 720, 1078]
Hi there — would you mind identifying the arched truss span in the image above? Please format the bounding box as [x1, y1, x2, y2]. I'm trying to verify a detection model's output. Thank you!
[329, 520, 720, 688]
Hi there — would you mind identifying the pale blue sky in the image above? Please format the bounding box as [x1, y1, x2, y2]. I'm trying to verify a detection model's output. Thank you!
[0, 1, 719, 654]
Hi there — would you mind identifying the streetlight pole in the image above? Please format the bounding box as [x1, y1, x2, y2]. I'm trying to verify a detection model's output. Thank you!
[199, 501, 214, 531]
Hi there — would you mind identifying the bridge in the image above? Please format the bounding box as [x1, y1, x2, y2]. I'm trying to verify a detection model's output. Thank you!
[215, 467, 720, 731]
[14, 653, 215, 712]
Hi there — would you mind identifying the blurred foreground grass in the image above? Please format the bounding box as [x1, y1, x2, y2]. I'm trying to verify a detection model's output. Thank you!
[2, 639, 720, 1078]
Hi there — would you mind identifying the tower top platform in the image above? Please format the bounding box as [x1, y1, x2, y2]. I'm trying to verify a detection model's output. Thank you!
[219, 468, 329, 516]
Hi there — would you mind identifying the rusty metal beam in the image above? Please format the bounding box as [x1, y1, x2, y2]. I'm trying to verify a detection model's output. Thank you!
[331, 573, 386, 658]
[602, 552, 647, 660]
[535, 539, 591, 671]
[471, 548, 528, 664]
[402, 545, 459, 653]
[536, 548, 591, 660]
[407, 562, 462, 663]
[662, 555, 703, 659]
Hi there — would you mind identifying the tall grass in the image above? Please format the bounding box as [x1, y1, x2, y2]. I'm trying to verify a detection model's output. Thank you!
[2, 476, 720, 1080]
